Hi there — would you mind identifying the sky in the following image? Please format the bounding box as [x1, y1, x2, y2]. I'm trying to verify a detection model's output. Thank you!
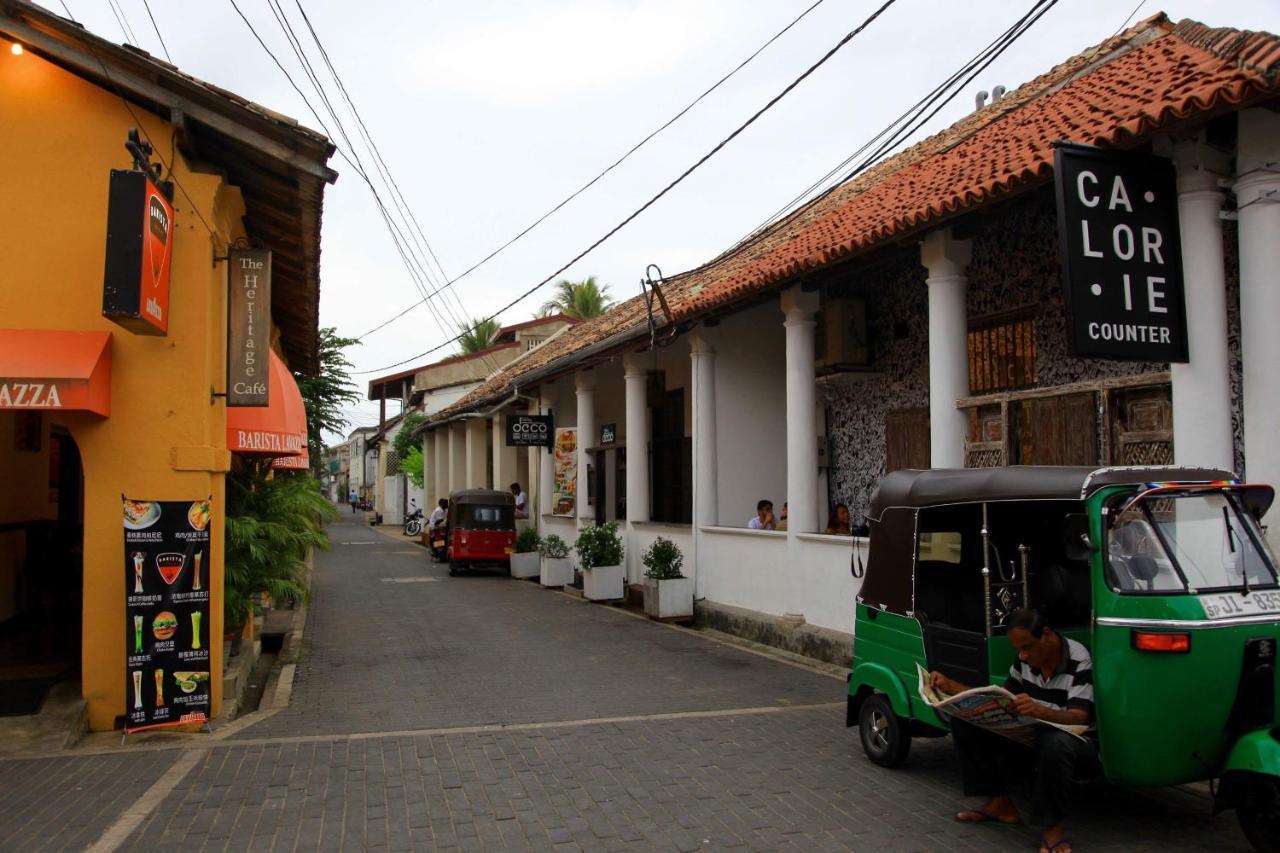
[59, 0, 1280, 439]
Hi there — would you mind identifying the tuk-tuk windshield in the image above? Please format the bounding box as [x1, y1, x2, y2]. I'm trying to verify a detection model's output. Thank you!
[1107, 491, 1278, 593]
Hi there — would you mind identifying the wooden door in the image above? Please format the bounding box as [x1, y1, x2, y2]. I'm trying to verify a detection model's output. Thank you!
[885, 407, 930, 472]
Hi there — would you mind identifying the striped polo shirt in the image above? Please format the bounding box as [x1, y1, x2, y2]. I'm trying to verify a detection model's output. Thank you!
[1003, 637, 1095, 721]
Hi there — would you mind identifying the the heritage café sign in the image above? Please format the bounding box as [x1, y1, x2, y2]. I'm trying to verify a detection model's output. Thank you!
[227, 249, 273, 407]
[102, 170, 174, 335]
[507, 414, 553, 448]
[1053, 142, 1189, 362]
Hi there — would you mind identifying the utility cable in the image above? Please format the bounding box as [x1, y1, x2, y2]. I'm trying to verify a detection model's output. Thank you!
[141, 0, 172, 63]
[106, 0, 138, 45]
[354, 0, 832, 339]
[353, 0, 900, 374]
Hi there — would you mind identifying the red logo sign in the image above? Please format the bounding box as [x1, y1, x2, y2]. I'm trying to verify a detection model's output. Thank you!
[141, 184, 173, 333]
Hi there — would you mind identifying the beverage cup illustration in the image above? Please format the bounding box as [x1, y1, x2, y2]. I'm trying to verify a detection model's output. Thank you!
[154, 669, 164, 706]
[191, 612, 202, 650]
[132, 670, 143, 710]
[156, 552, 184, 586]
[132, 552, 145, 594]
[192, 550, 203, 592]
[133, 614, 143, 654]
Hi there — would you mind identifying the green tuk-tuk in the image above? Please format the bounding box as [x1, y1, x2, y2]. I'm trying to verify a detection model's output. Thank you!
[846, 466, 1280, 849]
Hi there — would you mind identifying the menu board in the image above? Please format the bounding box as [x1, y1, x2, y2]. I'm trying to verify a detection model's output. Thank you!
[552, 428, 577, 517]
[123, 497, 212, 731]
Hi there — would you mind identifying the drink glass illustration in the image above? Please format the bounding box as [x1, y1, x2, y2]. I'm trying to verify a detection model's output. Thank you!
[132, 670, 143, 710]
[132, 552, 145, 593]
[154, 669, 164, 706]
[191, 612, 202, 650]
[133, 614, 143, 654]
[192, 551, 202, 592]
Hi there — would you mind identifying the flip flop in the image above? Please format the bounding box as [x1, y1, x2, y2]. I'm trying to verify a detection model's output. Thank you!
[955, 808, 1020, 825]
[1040, 835, 1071, 852]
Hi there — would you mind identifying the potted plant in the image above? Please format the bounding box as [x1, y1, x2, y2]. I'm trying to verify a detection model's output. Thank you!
[642, 537, 693, 620]
[539, 534, 573, 587]
[575, 522, 625, 601]
[510, 527, 542, 579]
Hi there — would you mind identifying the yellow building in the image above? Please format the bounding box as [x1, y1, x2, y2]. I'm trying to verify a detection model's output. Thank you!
[0, 4, 335, 731]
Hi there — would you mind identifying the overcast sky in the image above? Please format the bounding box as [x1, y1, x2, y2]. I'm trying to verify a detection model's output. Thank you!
[62, 0, 1280, 438]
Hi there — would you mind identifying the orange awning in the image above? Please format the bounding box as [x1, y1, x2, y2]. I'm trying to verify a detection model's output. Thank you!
[227, 350, 307, 457]
[0, 329, 112, 417]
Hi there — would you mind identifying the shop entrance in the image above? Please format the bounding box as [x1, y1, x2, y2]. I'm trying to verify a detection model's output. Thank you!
[0, 415, 83, 716]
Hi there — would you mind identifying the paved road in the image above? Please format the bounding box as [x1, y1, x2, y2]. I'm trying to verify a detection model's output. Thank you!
[0, 515, 1253, 851]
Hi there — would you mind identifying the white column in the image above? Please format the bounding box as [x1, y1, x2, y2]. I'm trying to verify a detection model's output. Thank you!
[576, 371, 595, 527]
[1171, 140, 1233, 471]
[782, 286, 820, 535]
[527, 398, 541, 521]
[432, 429, 447, 501]
[464, 418, 487, 488]
[921, 229, 971, 468]
[690, 327, 718, 529]
[492, 413, 518, 493]
[448, 422, 465, 493]
[1237, 108, 1280, 513]
[623, 355, 650, 524]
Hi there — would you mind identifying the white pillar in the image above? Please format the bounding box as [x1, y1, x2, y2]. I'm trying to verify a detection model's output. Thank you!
[782, 286, 820, 535]
[690, 328, 718, 529]
[464, 417, 487, 488]
[576, 371, 595, 527]
[492, 413, 518, 494]
[623, 355, 650, 525]
[1171, 140, 1234, 471]
[1237, 108, 1280, 512]
[448, 422, 465, 493]
[432, 429, 447, 501]
[527, 398, 541, 521]
[921, 229, 971, 468]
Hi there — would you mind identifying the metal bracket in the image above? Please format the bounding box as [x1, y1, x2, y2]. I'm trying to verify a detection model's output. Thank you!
[209, 386, 227, 405]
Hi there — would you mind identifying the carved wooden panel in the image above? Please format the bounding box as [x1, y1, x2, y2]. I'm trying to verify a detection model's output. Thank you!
[1022, 392, 1098, 466]
[885, 407, 930, 472]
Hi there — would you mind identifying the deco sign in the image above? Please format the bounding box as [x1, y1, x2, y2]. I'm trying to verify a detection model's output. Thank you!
[102, 170, 173, 335]
[506, 414, 553, 448]
[1054, 143, 1188, 362]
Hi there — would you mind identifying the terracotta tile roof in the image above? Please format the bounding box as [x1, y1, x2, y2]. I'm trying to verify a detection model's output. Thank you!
[428, 13, 1280, 425]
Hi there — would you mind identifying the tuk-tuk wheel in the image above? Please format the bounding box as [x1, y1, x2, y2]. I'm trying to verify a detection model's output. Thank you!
[858, 694, 911, 768]
[1237, 776, 1279, 853]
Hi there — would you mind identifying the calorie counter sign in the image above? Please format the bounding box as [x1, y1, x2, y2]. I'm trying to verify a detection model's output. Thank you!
[1053, 142, 1189, 362]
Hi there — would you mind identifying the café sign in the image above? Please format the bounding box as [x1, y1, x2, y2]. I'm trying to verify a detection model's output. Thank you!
[102, 170, 174, 336]
[1053, 142, 1188, 362]
[506, 414, 553, 448]
[227, 249, 272, 407]
[599, 423, 617, 446]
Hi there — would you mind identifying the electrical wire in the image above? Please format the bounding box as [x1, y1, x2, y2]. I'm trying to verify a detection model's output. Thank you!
[353, 0, 833, 339]
[105, 0, 138, 45]
[353, 0, 901, 375]
[140, 0, 171, 63]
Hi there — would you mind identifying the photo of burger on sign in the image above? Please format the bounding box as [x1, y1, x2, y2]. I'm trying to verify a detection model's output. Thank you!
[102, 169, 174, 336]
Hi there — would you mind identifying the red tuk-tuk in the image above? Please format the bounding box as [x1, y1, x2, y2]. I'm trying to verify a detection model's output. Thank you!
[445, 489, 516, 576]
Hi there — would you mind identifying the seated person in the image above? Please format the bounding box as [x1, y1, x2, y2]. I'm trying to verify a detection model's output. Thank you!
[825, 503, 851, 535]
[428, 498, 449, 530]
[510, 482, 528, 518]
[747, 499, 775, 530]
[776, 501, 788, 531]
[928, 608, 1097, 853]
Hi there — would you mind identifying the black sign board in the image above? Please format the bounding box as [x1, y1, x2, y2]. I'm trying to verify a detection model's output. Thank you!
[102, 170, 174, 336]
[1054, 143, 1188, 362]
[227, 250, 272, 407]
[123, 497, 212, 732]
[506, 414, 553, 447]
[600, 423, 617, 446]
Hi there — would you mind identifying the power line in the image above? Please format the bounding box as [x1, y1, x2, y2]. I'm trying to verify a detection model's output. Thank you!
[353, 0, 900, 375]
[105, 0, 138, 45]
[140, 0, 171, 63]
[355, 0, 832, 340]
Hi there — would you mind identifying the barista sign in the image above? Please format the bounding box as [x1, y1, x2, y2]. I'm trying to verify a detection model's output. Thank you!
[1054, 142, 1188, 362]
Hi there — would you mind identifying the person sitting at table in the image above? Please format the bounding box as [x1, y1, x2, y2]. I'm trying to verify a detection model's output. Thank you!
[776, 501, 788, 531]
[747, 499, 775, 530]
[825, 503, 851, 535]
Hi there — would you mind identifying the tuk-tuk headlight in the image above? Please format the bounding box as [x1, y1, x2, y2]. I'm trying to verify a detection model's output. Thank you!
[1132, 630, 1191, 653]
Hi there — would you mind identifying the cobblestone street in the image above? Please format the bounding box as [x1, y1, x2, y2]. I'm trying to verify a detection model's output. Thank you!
[0, 517, 1253, 851]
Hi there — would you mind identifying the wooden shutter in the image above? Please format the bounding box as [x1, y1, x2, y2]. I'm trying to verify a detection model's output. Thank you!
[885, 407, 930, 472]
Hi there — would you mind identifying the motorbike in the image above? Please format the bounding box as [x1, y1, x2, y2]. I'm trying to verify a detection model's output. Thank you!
[403, 500, 423, 537]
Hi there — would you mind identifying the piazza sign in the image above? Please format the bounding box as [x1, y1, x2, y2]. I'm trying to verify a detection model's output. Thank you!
[1053, 142, 1189, 362]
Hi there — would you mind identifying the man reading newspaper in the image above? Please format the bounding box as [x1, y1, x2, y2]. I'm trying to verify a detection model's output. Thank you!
[927, 608, 1098, 853]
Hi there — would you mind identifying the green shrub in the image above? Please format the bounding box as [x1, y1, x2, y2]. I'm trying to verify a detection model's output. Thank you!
[642, 537, 685, 580]
[575, 522, 623, 570]
[515, 527, 542, 554]
[539, 534, 570, 559]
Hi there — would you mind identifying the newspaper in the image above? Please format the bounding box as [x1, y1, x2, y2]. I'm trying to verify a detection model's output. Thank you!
[915, 664, 1088, 746]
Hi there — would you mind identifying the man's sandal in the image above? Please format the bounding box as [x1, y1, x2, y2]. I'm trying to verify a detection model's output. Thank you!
[1039, 835, 1071, 852]
[954, 808, 1020, 825]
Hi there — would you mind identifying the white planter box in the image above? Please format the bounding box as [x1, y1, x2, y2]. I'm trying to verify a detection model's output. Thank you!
[510, 551, 540, 579]
[643, 576, 694, 619]
[583, 563, 625, 601]
[540, 556, 573, 587]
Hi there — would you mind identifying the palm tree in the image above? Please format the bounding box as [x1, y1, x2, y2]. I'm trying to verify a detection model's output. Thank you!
[538, 276, 615, 320]
[457, 317, 500, 354]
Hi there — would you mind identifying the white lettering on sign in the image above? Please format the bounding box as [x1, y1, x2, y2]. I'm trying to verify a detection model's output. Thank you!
[0, 382, 64, 408]
[1087, 322, 1172, 343]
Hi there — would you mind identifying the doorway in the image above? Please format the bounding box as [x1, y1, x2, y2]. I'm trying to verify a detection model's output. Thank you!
[0, 416, 83, 716]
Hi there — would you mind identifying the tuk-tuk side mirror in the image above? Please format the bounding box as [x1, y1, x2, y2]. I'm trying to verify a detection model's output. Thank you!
[1062, 513, 1096, 561]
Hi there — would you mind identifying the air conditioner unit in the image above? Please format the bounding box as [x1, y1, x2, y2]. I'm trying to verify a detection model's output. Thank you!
[815, 297, 870, 369]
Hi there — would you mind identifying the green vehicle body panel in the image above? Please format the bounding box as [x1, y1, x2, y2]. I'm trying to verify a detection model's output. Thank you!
[849, 483, 1280, 790]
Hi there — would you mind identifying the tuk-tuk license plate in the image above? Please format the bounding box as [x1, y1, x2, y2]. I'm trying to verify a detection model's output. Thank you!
[1199, 590, 1280, 619]
[504, 547, 514, 555]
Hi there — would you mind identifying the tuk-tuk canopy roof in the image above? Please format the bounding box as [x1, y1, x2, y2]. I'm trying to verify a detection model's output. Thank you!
[868, 466, 1236, 520]
[448, 489, 515, 506]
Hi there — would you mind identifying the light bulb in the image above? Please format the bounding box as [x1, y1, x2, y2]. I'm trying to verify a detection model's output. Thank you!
[10, 43, 23, 56]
